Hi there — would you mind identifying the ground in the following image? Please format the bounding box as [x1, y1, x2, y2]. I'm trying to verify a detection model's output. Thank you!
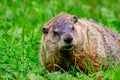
[0, 0, 120, 80]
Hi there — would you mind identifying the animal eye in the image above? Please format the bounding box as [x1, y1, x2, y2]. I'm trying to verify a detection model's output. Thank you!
[72, 27, 74, 30]
[53, 30, 58, 35]
[43, 27, 49, 34]
[71, 25, 75, 31]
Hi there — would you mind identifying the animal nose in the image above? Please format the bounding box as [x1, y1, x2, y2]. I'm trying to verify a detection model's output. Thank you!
[64, 34, 73, 43]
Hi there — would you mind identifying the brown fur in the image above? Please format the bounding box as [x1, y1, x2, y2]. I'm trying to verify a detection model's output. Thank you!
[40, 13, 120, 73]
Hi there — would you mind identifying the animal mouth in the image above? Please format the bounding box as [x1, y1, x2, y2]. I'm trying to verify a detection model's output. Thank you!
[61, 45, 73, 50]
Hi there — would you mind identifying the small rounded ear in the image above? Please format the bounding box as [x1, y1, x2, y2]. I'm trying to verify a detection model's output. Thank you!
[72, 16, 78, 23]
[42, 27, 49, 34]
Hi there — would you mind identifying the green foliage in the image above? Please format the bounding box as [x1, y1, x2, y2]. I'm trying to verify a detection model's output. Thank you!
[0, 0, 120, 80]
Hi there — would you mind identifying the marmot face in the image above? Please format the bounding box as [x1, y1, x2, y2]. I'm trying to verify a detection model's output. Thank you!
[42, 14, 80, 51]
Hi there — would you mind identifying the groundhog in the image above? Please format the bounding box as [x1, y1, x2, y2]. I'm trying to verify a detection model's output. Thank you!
[40, 13, 120, 73]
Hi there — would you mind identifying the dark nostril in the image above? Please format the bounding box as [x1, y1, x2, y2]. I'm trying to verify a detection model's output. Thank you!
[64, 34, 73, 43]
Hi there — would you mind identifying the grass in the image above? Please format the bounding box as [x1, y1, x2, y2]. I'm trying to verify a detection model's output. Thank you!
[0, 0, 120, 80]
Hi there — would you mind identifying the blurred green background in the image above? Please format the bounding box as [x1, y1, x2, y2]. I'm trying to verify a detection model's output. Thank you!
[0, 0, 120, 80]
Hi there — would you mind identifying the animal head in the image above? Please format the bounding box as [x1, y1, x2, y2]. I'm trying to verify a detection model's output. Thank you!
[42, 13, 82, 51]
